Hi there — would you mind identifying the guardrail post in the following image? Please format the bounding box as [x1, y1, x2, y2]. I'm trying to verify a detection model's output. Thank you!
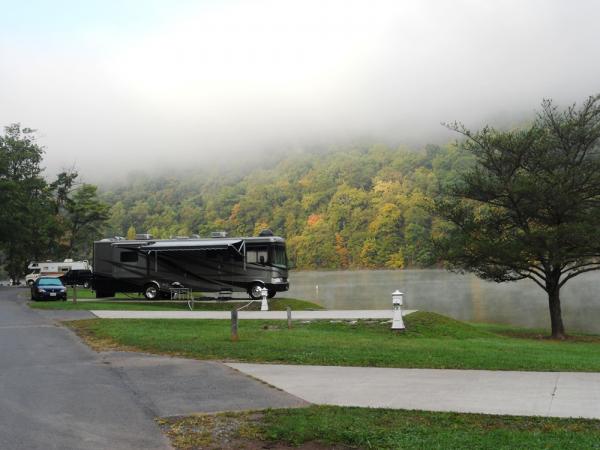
[231, 309, 239, 341]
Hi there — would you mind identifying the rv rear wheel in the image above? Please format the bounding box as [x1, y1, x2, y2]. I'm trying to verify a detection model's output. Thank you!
[248, 283, 264, 300]
[143, 284, 159, 300]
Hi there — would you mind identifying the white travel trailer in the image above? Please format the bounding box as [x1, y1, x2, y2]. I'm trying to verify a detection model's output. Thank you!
[26, 259, 91, 286]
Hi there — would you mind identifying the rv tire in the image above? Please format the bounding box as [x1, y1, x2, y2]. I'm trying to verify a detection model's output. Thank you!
[143, 283, 160, 300]
[248, 283, 264, 300]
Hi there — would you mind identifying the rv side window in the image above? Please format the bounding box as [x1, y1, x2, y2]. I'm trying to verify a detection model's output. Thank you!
[247, 247, 268, 264]
[120, 251, 138, 263]
[59, 266, 70, 273]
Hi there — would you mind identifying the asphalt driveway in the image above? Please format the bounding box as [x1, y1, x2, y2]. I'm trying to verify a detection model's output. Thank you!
[0, 287, 305, 450]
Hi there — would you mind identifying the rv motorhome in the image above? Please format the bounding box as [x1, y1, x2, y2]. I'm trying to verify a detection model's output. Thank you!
[26, 259, 91, 286]
[92, 232, 289, 299]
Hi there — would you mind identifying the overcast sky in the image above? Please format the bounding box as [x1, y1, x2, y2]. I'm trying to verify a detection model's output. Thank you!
[1, 0, 599, 181]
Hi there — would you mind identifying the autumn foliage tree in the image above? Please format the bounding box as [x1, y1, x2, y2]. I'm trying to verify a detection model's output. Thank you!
[435, 96, 600, 338]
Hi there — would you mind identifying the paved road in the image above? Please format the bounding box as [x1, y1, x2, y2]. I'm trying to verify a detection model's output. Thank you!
[0, 288, 305, 450]
[227, 363, 600, 419]
[91, 309, 416, 319]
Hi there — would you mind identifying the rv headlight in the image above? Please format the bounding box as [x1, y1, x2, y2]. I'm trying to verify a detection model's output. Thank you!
[271, 277, 284, 283]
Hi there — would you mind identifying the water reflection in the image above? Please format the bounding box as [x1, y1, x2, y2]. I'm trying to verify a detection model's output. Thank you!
[281, 269, 600, 334]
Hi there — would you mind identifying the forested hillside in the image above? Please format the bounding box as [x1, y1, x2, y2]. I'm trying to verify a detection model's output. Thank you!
[102, 143, 472, 269]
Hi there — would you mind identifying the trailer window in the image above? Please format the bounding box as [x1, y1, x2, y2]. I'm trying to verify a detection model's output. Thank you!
[247, 247, 268, 264]
[120, 251, 138, 263]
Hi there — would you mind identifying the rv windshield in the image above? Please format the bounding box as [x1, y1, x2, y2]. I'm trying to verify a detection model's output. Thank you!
[271, 245, 287, 269]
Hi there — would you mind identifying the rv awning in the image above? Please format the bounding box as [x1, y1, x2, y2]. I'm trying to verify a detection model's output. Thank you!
[139, 239, 245, 253]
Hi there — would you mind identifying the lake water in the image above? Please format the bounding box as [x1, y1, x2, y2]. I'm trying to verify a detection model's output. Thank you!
[280, 269, 600, 334]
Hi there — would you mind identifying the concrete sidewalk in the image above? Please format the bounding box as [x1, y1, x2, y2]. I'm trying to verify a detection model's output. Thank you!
[226, 363, 600, 419]
[91, 309, 416, 320]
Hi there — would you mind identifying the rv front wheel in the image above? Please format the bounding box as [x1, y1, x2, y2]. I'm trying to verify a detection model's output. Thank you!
[144, 284, 159, 300]
[248, 283, 264, 300]
[27, 280, 34, 287]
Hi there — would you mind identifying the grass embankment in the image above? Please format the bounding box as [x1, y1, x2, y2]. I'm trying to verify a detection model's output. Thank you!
[159, 405, 600, 449]
[68, 312, 600, 371]
[30, 297, 322, 311]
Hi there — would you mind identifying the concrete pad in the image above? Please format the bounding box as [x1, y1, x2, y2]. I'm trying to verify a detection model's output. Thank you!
[90, 309, 416, 320]
[549, 372, 600, 418]
[34, 309, 96, 321]
[226, 363, 600, 419]
[102, 352, 308, 416]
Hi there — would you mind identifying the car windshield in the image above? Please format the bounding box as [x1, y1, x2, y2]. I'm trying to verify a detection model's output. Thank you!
[38, 278, 63, 286]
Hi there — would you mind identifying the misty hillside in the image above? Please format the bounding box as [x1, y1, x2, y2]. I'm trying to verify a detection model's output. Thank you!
[101, 143, 472, 269]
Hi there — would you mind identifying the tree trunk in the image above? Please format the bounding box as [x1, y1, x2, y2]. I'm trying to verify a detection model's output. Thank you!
[547, 286, 566, 339]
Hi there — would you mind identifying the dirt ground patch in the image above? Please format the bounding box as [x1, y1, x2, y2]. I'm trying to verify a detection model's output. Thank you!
[157, 412, 353, 450]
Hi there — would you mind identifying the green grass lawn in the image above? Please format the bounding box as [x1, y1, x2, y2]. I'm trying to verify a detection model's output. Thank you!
[30, 297, 323, 311]
[67, 312, 600, 371]
[159, 405, 600, 449]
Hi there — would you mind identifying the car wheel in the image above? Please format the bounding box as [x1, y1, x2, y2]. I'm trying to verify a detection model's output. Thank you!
[144, 283, 159, 300]
[248, 283, 265, 300]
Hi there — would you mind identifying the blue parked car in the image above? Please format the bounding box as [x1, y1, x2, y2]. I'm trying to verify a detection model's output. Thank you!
[30, 277, 67, 301]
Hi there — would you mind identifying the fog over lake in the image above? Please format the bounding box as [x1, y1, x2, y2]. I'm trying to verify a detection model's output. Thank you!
[282, 269, 600, 333]
[2, 1, 600, 180]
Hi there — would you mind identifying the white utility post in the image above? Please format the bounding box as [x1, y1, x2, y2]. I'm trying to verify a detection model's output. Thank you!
[391, 290, 405, 331]
[260, 287, 269, 311]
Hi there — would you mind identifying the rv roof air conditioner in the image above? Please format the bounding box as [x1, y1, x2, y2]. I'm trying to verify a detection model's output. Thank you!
[211, 231, 228, 238]
[258, 229, 274, 237]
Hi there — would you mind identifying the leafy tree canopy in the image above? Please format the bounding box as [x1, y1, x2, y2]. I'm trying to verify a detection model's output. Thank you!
[435, 95, 600, 338]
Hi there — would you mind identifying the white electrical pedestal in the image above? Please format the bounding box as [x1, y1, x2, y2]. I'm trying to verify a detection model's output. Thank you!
[391, 290, 405, 331]
[260, 287, 269, 311]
